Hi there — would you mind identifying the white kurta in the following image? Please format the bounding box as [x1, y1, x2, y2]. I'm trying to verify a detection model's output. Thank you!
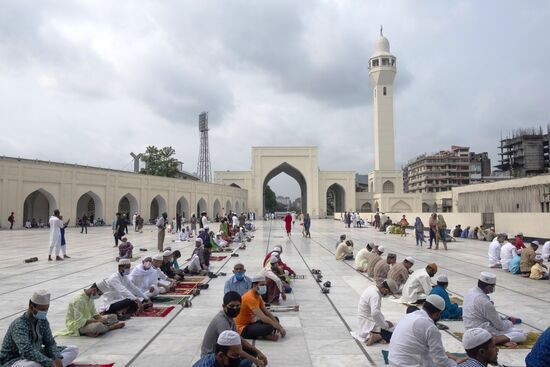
[487, 239, 501, 267]
[48, 216, 64, 256]
[202, 215, 208, 228]
[389, 310, 456, 367]
[500, 242, 517, 270]
[98, 272, 147, 312]
[400, 269, 432, 304]
[356, 286, 388, 338]
[354, 248, 370, 271]
[463, 287, 526, 343]
[129, 264, 160, 293]
[543, 241, 550, 261]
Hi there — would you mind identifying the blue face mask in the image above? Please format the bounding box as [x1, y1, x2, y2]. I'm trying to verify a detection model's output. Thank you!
[258, 285, 267, 295]
[34, 310, 48, 320]
[235, 272, 244, 281]
[122, 269, 130, 276]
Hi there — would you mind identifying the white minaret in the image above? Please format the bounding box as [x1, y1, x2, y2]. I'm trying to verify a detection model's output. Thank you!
[368, 26, 396, 171]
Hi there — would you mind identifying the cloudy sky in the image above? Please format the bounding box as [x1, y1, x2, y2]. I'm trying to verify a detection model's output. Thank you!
[1, 1, 548, 198]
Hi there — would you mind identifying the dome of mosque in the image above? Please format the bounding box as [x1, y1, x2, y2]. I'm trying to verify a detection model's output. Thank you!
[373, 35, 390, 56]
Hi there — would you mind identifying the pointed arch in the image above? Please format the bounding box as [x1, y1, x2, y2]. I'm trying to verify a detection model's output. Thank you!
[177, 196, 190, 219]
[23, 188, 57, 224]
[76, 191, 103, 222]
[213, 199, 221, 217]
[326, 183, 346, 215]
[150, 194, 167, 220]
[226, 200, 232, 213]
[197, 197, 207, 215]
[235, 200, 240, 214]
[360, 202, 372, 212]
[390, 200, 412, 212]
[229, 183, 241, 189]
[118, 193, 139, 217]
[422, 203, 431, 213]
[382, 180, 395, 193]
[374, 201, 380, 213]
[263, 162, 307, 215]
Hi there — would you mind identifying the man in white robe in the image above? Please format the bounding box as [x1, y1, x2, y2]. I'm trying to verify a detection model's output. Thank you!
[487, 234, 505, 268]
[463, 272, 526, 347]
[500, 237, 517, 272]
[542, 240, 550, 261]
[129, 257, 168, 298]
[351, 279, 398, 345]
[354, 243, 374, 272]
[400, 263, 438, 304]
[389, 294, 465, 366]
[48, 209, 65, 261]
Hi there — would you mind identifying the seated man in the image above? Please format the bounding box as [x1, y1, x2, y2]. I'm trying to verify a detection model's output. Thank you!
[351, 279, 399, 346]
[263, 246, 295, 276]
[184, 240, 209, 275]
[171, 250, 182, 271]
[458, 328, 499, 367]
[400, 263, 437, 304]
[355, 243, 374, 272]
[215, 232, 229, 249]
[98, 259, 152, 316]
[224, 263, 252, 296]
[130, 256, 170, 298]
[335, 240, 354, 261]
[520, 241, 539, 277]
[463, 272, 526, 347]
[525, 326, 550, 367]
[117, 237, 133, 260]
[460, 226, 470, 239]
[509, 254, 522, 274]
[179, 228, 189, 241]
[530, 255, 549, 280]
[235, 275, 286, 341]
[389, 294, 466, 366]
[429, 275, 462, 320]
[387, 256, 414, 293]
[366, 246, 386, 278]
[0, 290, 79, 367]
[452, 225, 462, 238]
[55, 283, 124, 337]
[200, 292, 267, 367]
[193, 330, 244, 367]
[487, 234, 505, 268]
[151, 254, 175, 291]
[261, 255, 287, 304]
[336, 234, 346, 249]
[160, 250, 183, 281]
[373, 253, 396, 284]
[500, 237, 517, 272]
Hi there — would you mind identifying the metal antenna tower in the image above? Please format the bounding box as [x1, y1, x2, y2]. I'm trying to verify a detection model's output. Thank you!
[196, 112, 212, 182]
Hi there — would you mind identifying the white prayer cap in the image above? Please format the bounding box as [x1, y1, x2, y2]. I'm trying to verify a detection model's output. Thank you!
[198, 228, 204, 232]
[377, 245, 385, 253]
[217, 330, 241, 347]
[205, 225, 209, 229]
[405, 256, 415, 264]
[479, 271, 496, 285]
[163, 250, 173, 257]
[269, 255, 279, 264]
[384, 279, 399, 294]
[517, 232, 523, 236]
[425, 294, 445, 311]
[463, 328, 493, 350]
[196, 238, 204, 244]
[251, 274, 266, 283]
[273, 246, 282, 252]
[164, 246, 172, 251]
[118, 258, 131, 265]
[531, 241, 540, 246]
[96, 279, 109, 293]
[143, 256, 152, 262]
[30, 290, 51, 305]
[153, 254, 164, 261]
[535, 254, 544, 262]
[437, 274, 449, 283]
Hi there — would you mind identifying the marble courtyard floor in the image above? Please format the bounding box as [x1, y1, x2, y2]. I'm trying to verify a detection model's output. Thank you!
[0, 220, 546, 366]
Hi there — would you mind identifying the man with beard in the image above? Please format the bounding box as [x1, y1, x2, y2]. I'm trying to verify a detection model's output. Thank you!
[200, 291, 267, 367]
[458, 328, 499, 367]
[400, 263, 438, 304]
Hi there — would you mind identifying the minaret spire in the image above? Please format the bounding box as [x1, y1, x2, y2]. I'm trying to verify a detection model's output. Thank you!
[380, 25, 383, 37]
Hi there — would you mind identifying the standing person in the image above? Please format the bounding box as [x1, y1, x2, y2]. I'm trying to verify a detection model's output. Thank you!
[435, 214, 448, 250]
[80, 213, 88, 234]
[48, 209, 65, 261]
[201, 212, 208, 229]
[374, 212, 380, 229]
[113, 212, 125, 247]
[176, 214, 182, 232]
[132, 212, 138, 232]
[8, 212, 15, 230]
[191, 213, 197, 236]
[303, 213, 311, 238]
[346, 212, 352, 228]
[414, 217, 425, 246]
[59, 216, 71, 259]
[156, 212, 167, 252]
[428, 213, 437, 249]
[284, 213, 292, 237]
[399, 215, 409, 237]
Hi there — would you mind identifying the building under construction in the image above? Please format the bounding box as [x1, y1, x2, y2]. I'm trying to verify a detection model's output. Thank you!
[496, 127, 549, 177]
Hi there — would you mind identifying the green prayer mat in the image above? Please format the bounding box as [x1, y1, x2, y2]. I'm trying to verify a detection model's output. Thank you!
[152, 296, 191, 305]
[453, 332, 540, 349]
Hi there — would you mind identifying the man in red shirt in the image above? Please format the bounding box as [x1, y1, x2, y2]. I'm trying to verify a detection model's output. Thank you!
[284, 213, 292, 236]
[514, 232, 525, 251]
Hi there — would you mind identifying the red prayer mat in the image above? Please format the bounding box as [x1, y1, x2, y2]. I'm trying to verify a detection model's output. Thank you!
[185, 256, 227, 262]
[135, 306, 175, 317]
[69, 364, 115, 367]
[166, 282, 200, 295]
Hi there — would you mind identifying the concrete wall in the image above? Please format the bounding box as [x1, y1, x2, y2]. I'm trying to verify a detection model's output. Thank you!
[0, 157, 247, 229]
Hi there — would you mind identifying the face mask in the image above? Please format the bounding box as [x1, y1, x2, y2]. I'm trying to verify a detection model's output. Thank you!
[34, 310, 48, 320]
[225, 307, 240, 318]
[258, 285, 267, 295]
[225, 356, 241, 367]
[90, 294, 100, 300]
[143, 262, 152, 270]
[235, 272, 244, 281]
[122, 269, 130, 276]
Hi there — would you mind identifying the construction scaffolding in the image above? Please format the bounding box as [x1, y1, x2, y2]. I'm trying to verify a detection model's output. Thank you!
[496, 126, 549, 177]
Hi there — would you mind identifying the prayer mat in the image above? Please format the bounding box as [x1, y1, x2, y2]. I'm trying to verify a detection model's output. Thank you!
[185, 255, 227, 261]
[135, 306, 175, 318]
[69, 363, 115, 367]
[381, 350, 466, 365]
[183, 276, 206, 283]
[153, 296, 191, 305]
[167, 283, 200, 295]
[290, 275, 306, 279]
[453, 332, 540, 349]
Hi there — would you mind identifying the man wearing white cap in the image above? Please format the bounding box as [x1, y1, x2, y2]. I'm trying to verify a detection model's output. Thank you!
[499, 236, 517, 272]
[529, 254, 549, 280]
[463, 272, 526, 347]
[389, 294, 466, 366]
[98, 259, 152, 316]
[260, 255, 287, 304]
[234, 275, 286, 341]
[355, 243, 374, 272]
[0, 290, 79, 367]
[387, 257, 415, 292]
[400, 263, 438, 304]
[429, 275, 462, 320]
[487, 234, 505, 268]
[193, 330, 243, 367]
[351, 279, 399, 346]
[130, 257, 167, 298]
[263, 246, 295, 276]
[458, 328, 498, 367]
[366, 245, 385, 277]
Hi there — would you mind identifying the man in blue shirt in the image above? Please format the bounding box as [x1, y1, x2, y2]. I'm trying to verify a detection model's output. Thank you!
[525, 327, 550, 367]
[193, 330, 243, 367]
[458, 328, 498, 366]
[429, 274, 463, 320]
[224, 263, 252, 296]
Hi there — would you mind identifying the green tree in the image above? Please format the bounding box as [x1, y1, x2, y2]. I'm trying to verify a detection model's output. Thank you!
[264, 185, 278, 212]
[139, 146, 179, 178]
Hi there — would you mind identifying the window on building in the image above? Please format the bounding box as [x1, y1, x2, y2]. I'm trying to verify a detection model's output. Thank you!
[382, 58, 389, 66]
[383, 87, 387, 96]
[372, 59, 379, 67]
